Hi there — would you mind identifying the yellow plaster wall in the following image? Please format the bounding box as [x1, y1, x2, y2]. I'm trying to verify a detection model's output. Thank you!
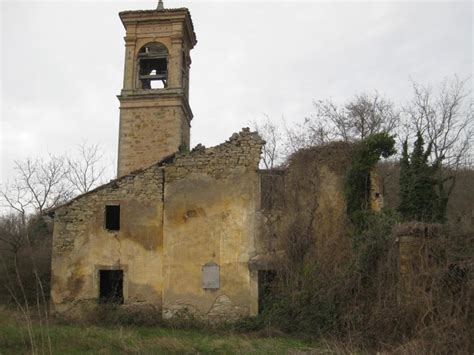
[162, 173, 259, 319]
[162, 129, 264, 320]
[370, 170, 384, 211]
[51, 129, 264, 321]
[51, 165, 164, 314]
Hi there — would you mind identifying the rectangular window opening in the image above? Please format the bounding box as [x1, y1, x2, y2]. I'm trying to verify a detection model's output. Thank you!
[99, 270, 124, 304]
[258, 270, 277, 314]
[105, 205, 120, 231]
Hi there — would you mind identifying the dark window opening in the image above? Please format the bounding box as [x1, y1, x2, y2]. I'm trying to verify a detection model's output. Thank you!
[258, 270, 277, 314]
[99, 270, 124, 304]
[105, 205, 120, 231]
[138, 42, 168, 89]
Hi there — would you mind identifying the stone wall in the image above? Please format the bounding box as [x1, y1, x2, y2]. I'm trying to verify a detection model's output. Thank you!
[165, 128, 263, 181]
[256, 142, 354, 266]
[52, 131, 394, 321]
[117, 8, 196, 177]
[50, 164, 164, 315]
[51, 128, 264, 320]
[117, 98, 190, 177]
[162, 128, 264, 320]
[119, 9, 196, 93]
[394, 222, 443, 303]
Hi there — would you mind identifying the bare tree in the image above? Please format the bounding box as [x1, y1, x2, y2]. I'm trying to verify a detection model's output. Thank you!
[19, 156, 71, 214]
[347, 93, 399, 139]
[311, 99, 350, 142]
[284, 116, 331, 155]
[1, 155, 71, 215]
[405, 76, 473, 169]
[403, 76, 473, 221]
[1, 142, 109, 216]
[251, 115, 285, 169]
[306, 92, 400, 143]
[66, 141, 106, 194]
[0, 182, 31, 227]
[0, 213, 26, 257]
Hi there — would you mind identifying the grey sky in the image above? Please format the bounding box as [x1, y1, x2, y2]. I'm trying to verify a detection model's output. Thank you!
[1, 0, 472, 184]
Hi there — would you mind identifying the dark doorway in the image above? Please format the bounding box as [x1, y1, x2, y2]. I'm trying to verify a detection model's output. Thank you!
[99, 270, 124, 304]
[258, 270, 276, 314]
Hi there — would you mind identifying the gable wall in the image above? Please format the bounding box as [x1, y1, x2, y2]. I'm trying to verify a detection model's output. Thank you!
[51, 129, 264, 320]
[51, 165, 164, 314]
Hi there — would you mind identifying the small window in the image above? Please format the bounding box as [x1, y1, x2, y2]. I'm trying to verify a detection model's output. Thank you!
[202, 262, 219, 289]
[105, 205, 120, 231]
[99, 270, 123, 304]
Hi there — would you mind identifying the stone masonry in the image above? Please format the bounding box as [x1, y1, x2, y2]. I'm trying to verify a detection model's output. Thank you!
[49, 4, 382, 322]
[50, 129, 266, 320]
[117, 8, 196, 177]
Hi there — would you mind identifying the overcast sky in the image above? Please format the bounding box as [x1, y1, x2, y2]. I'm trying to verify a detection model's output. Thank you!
[1, 0, 472, 184]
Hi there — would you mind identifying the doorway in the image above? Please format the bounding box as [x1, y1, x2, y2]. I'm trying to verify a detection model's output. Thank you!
[258, 270, 276, 314]
[99, 270, 124, 304]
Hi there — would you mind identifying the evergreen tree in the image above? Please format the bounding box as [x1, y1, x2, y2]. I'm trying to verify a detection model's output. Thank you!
[398, 131, 442, 222]
[398, 139, 413, 218]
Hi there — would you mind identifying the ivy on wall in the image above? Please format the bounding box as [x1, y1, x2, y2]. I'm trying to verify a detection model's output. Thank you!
[344, 132, 396, 226]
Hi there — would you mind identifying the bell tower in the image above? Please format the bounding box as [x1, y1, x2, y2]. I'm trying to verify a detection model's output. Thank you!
[117, 3, 197, 177]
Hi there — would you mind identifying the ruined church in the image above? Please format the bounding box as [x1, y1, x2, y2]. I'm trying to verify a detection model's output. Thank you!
[50, 3, 381, 320]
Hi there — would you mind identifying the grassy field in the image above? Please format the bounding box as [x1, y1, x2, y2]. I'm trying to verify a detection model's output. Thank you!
[0, 310, 328, 354]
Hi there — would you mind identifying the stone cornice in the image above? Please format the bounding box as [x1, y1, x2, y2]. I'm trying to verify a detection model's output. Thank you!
[117, 89, 193, 123]
[119, 8, 197, 49]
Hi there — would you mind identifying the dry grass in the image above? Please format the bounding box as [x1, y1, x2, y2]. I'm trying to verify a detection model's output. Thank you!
[0, 309, 329, 354]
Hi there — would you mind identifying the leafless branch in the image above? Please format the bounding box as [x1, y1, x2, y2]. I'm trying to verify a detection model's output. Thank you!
[304, 92, 399, 144]
[13, 156, 71, 214]
[405, 76, 473, 170]
[251, 115, 285, 169]
[65, 141, 107, 194]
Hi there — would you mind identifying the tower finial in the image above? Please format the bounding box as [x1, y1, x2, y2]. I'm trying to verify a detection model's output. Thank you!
[157, 0, 164, 10]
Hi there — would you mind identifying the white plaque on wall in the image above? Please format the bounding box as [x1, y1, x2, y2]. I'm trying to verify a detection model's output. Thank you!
[202, 262, 220, 289]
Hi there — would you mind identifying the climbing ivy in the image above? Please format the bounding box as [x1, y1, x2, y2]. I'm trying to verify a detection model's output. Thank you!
[344, 133, 397, 290]
[344, 132, 396, 227]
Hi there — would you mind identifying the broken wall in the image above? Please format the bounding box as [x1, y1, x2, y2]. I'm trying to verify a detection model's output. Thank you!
[162, 128, 264, 320]
[257, 142, 354, 267]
